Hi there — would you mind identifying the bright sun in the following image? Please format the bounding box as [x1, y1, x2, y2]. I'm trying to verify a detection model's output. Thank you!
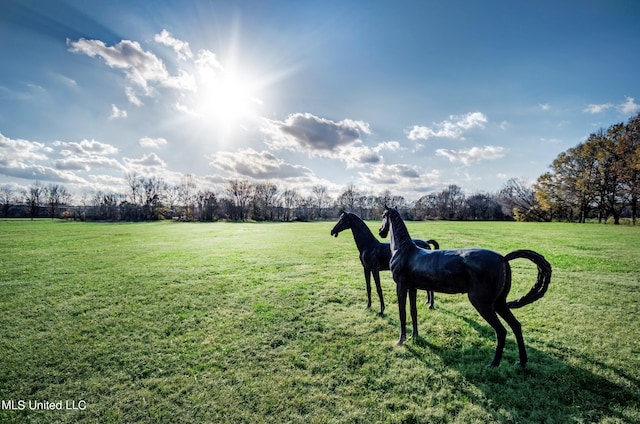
[195, 69, 261, 128]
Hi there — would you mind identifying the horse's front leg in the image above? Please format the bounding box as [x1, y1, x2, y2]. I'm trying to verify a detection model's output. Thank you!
[364, 269, 372, 309]
[409, 287, 419, 339]
[372, 270, 385, 316]
[396, 284, 408, 345]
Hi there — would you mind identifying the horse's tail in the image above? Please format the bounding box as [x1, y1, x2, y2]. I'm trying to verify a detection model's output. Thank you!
[504, 250, 552, 309]
[414, 239, 439, 250]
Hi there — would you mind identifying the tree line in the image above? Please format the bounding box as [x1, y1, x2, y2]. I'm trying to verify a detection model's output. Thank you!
[532, 111, 640, 225]
[2, 176, 520, 222]
[2, 112, 637, 224]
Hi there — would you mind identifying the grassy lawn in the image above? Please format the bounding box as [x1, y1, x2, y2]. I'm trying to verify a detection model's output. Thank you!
[0, 219, 638, 423]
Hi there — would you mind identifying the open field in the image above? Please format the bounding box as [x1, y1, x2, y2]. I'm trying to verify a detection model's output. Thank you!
[1, 219, 639, 423]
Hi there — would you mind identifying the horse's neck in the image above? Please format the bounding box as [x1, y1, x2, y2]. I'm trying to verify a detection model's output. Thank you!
[389, 213, 413, 253]
[349, 216, 379, 251]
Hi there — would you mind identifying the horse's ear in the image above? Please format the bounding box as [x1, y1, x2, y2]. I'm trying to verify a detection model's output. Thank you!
[339, 209, 345, 215]
[383, 203, 388, 210]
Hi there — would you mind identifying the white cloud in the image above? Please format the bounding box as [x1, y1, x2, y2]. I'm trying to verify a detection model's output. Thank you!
[360, 163, 420, 183]
[583, 103, 613, 114]
[54, 139, 118, 156]
[0, 163, 86, 183]
[125, 87, 143, 106]
[210, 148, 313, 180]
[139, 137, 168, 149]
[359, 164, 441, 194]
[0, 133, 50, 165]
[262, 113, 396, 170]
[336, 142, 382, 168]
[174, 102, 197, 115]
[54, 156, 124, 172]
[51, 139, 124, 173]
[53, 73, 78, 87]
[264, 113, 371, 152]
[618, 96, 640, 115]
[0, 133, 89, 184]
[436, 145, 506, 165]
[109, 104, 127, 119]
[154, 29, 193, 61]
[539, 103, 551, 111]
[86, 174, 128, 193]
[195, 49, 224, 75]
[583, 97, 640, 115]
[375, 141, 404, 152]
[67, 37, 196, 95]
[123, 153, 167, 173]
[68, 38, 165, 88]
[407, 112, 487, 141]
[264, 115, 435, 174]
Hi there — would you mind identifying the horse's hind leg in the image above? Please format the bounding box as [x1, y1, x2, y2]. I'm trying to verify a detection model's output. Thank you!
[409, 287, 419, 338]
[372, 270, 385, 315]
[469, 297, 507, 367]
[426, 291, 435, 310]
[495, 301, 527, 367]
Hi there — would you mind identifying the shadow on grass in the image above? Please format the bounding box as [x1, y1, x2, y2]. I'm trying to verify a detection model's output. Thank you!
[383, 306, 639, 423]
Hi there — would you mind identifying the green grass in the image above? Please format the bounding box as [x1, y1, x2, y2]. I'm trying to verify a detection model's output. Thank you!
[0, 219, 639, 423]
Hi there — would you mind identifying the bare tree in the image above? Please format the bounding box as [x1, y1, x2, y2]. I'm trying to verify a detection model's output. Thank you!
[414, 194, 438, 220]
[45, 184, 72, 218]
[336, 183, 360, 212]
[92, 190, 121, 220]
[196, 190, 218, 221]
[434, 185, 465, 219]
[24, 181, 44, 219]
[1, 186, 14, 217]
[180, 174, 197, 220]
[296, 195, 315, 221]
[126, 172, 142, 205]
[312, 185, 329, 219]
[140, 176, 167, 220]
[282, 188, 299, 221]
[463, 192, 504, 220]
[164, 184, 180, 217]
[499, 178, 548, 221]
[226, 179, 252, 221]
[252, 182, 280, 221]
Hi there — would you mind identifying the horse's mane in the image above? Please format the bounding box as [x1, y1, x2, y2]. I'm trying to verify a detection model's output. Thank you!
[387, 207, 413, 249]
[344, 211, 379, 246]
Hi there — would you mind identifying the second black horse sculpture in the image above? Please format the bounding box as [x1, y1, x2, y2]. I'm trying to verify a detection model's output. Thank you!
[379, 205, 552, 367]
[331, 210, 439, 315]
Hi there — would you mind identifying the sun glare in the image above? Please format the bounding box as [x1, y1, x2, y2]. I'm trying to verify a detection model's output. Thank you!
[196, 69, 260, 128]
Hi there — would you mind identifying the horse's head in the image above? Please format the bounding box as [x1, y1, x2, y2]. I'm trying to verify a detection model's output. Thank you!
[330, 210, 350, 237]
[378, 205, 391, 238]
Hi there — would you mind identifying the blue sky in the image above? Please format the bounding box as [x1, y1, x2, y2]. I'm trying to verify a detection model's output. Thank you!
[1, 0, 639, 201]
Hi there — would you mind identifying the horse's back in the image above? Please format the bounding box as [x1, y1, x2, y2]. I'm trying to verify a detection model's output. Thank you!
[414, 239, 431, 250]
[392, 247, 504, 294]
[454, 248, 504, 270]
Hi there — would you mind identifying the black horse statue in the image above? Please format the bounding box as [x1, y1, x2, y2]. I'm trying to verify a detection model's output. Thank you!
[331, 211, 439, 315]
[378, 205, 551, 368]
